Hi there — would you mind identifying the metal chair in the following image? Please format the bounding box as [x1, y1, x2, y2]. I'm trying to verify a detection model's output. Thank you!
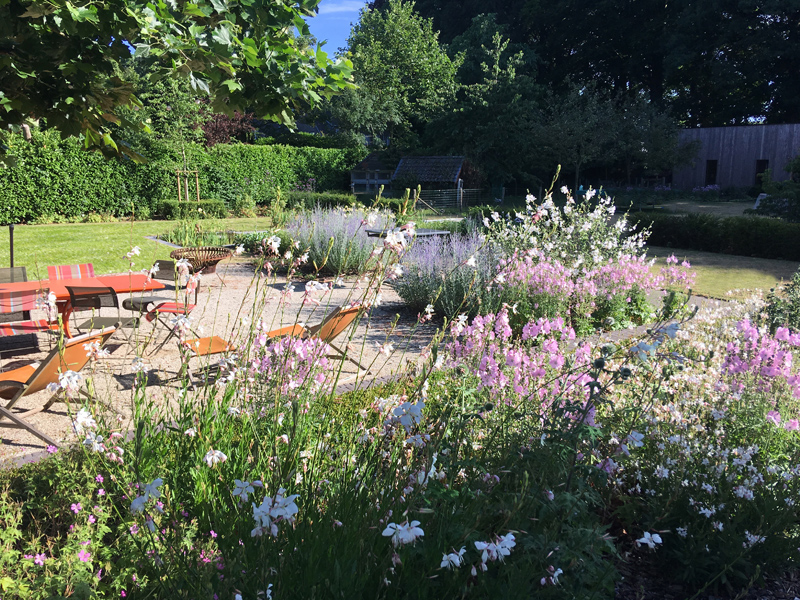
[122, 260, 198, 314]
[65, 286, 138, 339]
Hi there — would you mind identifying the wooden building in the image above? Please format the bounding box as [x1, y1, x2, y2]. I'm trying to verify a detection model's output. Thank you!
[350, 153, 397, 194]
[673, 124, 800, 190]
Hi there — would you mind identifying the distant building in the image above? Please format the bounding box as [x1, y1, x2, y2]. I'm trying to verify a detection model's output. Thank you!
[350, 153, 397, 194]
[673, 124, 800, 190]
[392, 156, 465, 189]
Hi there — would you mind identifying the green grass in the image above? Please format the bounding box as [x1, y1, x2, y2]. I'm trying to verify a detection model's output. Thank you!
[0, 217, 272, 276]
[648, 245, 800, 299]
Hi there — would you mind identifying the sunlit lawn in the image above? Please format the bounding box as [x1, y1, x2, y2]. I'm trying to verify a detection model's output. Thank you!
[0, 217, 271, 277]
[648, 245, 799, 299]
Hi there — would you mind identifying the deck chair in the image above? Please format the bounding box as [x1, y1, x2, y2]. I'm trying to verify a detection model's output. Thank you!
[0, 288, 60, 338]
[266, 305, 368, 371]
[47, 263, 96, 280]
[0, 327, 117, 446]
[0, 267, 30, 322]
[179, 336, 236, 389]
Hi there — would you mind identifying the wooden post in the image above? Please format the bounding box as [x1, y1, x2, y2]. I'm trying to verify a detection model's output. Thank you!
[177, 171, 182, 202]
[195, 171, 200, 202]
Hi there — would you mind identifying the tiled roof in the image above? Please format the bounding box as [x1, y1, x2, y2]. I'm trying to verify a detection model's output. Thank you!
[392, 156, 465, 184]
[353, 152, 397, 171]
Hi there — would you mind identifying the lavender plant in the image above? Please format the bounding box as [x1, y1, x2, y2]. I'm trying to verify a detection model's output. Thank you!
[287, 205, 393, 275]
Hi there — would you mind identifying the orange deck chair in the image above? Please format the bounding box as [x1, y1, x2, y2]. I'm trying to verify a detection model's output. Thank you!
[0, 326, 117, 446]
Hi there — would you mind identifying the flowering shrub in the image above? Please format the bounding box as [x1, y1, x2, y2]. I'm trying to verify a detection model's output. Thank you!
[287, 205, 393, 274]
[394, 230, 499, 318]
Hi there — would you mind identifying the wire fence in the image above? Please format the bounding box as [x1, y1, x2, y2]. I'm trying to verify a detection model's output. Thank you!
[416, 188, 487, 211]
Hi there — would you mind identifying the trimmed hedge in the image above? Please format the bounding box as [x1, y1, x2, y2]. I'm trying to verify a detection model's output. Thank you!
[283, 191, 357, 210]
[630, 213, 800, 261]
[0, 131, 367, 225]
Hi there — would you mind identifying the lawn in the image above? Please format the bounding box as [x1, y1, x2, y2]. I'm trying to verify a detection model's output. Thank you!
[648, 245, 799, 298]
[0, 217, 271, 276]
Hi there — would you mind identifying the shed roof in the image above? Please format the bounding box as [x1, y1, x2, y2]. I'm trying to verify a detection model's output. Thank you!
[392, 156, 465, 184]
[353, 152, 397, 172]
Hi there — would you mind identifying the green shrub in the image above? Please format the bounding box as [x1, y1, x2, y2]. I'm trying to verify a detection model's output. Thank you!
[630, 213, 800, 261]
[766, 268, 800, 332]
[0, 131, 368, 224]
[283, 191, 357, 210]
[157, 199, 228, 220]
[233, 230, 292, 254]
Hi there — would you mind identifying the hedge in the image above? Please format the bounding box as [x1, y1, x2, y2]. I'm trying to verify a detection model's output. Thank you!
[630, 213, 800, 261]
[0, 131, 367, 225]
[157, 199, 228, 220]
[282, 191, 357, 210]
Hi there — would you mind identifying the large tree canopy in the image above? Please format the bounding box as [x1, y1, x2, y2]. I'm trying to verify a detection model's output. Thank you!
[0, 0, 353, 162]
[371, 0, 800, 126]
[329, 0, 458, 150]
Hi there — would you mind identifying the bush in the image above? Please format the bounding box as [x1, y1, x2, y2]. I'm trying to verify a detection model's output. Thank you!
[766, 268, 800, 333]
[233, 230, 292, 255]
[630, 213, 800, 261]
[283, 191, 358, 210]
[0, 131, 368, 224]
[157, 199, 228, 220]
[286, 206, 393, 275]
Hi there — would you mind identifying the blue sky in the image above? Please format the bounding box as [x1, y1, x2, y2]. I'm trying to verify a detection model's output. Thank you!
[305, 0, 368, 55]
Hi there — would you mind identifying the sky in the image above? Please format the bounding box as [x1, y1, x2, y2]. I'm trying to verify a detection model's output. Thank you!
[304, 0, 369, 56]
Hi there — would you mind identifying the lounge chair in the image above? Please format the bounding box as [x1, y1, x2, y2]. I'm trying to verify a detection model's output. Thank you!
[0, 288, 60, 338]
[47, 263, 96, 280]
[65, 286, 139, 341]
[0, 326, 117, 446]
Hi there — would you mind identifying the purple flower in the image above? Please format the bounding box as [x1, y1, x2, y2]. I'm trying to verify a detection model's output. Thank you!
[785, 419, 799, 432]
[70, 503, 82, 514]
[95, 474, 104, 483]
[34, 553, 46, 566]
[766, 410, 782, 426]
[46, 445, 58, 454]
[78, 549, 91, 562]
[210, 530, 217, 538]
[88, 515, 96, 524]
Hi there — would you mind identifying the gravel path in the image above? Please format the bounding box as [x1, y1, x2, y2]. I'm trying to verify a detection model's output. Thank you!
[0, 259, 438, 463]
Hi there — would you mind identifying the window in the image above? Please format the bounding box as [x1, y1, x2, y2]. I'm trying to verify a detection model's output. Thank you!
[755, 159, 769, 185]
[705, 160, 718, 186]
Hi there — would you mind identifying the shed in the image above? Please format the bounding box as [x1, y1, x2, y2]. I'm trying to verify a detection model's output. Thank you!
[350, 152, 397, 194]
[672, 124, 800, 190]
[392, 156, 465, 188]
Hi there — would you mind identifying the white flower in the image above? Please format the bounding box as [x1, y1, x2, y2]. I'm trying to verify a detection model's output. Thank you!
[424, 304, 434, 317]
[636, 532, 663, 549]
[466, 255, 477, 268]
[131, 357, 150, 374]
[382, 521, 424, 547]
[83, 432, 104, 452]
[233, 479, 263, 503]
[377, 342, 394, 357]
[235, 244, 245, 255]
[654, 465, 670, 479]
[440, 547, 466, 569]
[73, 407, 96, 435]
[560, 185, 569, 195]
[391, 264, 403, 279]
[184, 427, 197, 437]
[676, 526, 688, 538]
[204, 449, 228, 467]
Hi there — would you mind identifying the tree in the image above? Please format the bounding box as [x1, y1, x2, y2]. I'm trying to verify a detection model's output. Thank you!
[330, 0, 459, 150]
[0, 0, 353, 164]
[425, 22, 543, 185]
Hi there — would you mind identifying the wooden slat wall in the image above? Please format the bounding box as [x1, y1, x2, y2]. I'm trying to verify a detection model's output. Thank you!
[673, 124, 800, 190]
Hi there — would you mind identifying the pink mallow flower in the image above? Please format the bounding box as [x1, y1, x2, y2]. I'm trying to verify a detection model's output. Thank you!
[766, 410, 782, 426]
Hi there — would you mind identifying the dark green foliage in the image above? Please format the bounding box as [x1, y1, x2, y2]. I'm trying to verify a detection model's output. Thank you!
[254, 132, 358, 150]
[766, 269, 800, 333]
[630, 213, 800, 261]
[0, 131, 366, 224]
[157, 200, 227, 220]
[283, 191, 358, 210]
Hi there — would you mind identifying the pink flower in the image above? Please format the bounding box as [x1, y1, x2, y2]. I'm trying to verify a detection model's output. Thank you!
[46, 445, 58, 454]
[98, 489, 105, 496]
[71, 503, 82, 514]
[78, 549, 91, 562]
[784, 419, 799, 432]
[95, 474, 104, 483]
[88, 515, 96, 524]
[34, 553, 46, 565]
[130, 524, 139, 534]
[210, 530, 217, 538]
[766, 410, 782, 426]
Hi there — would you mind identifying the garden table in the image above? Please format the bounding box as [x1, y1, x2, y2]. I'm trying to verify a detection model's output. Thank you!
[365, 228, 451, 239]
[0, 273, 165, 338]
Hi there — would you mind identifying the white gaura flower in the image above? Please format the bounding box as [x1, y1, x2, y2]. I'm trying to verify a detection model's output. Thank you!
[184, 427, 197, 437]
[83, 432, 104, 452]
[636, 532, 662, 549]
[466, 255, 477, 268]
[204, 449, 228, 467]
[377, 342, 394, 357]
[440, 546, 466, 569]
[235, 244, 245, 255]
[233, 479, 263, 503]
[382, 520, 424, 547]
[73, 407, 96, 435]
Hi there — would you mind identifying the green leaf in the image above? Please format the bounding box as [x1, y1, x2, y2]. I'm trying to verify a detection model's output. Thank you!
[212, 25, 233, 46]
[210, 0, 228, 13]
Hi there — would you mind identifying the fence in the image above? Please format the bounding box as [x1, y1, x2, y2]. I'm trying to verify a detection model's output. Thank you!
[417, 188, 487, 211]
